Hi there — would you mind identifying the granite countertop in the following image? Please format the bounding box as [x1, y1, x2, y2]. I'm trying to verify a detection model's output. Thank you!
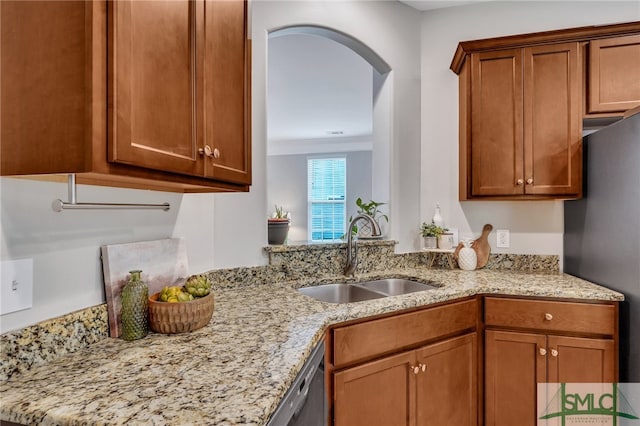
[0, 268, 623, 425]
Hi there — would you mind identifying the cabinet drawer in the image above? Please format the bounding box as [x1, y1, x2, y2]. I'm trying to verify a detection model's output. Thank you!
[333, 299, 477, 368]
[484, 297, 615, 336]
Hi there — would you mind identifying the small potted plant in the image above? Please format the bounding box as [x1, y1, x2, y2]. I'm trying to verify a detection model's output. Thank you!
[267, 205, 290, 245]
[421, 221, 447, 249]
[348, 198, 388, 237]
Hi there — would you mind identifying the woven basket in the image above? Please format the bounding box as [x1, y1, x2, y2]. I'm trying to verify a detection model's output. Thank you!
[148, 292, 214, 334]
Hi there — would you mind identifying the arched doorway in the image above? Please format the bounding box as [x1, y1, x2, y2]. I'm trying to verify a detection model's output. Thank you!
[266, 25, 392, 242]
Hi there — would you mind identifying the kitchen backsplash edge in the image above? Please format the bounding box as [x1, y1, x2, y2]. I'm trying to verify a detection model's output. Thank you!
[1, 304, 109, 381]
[1, 243, 558, 381]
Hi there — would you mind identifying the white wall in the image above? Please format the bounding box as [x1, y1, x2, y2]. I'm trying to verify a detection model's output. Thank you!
[419, 1, 640, 265]
[213, 0, 422, 266]
[0, 177, 184, 332]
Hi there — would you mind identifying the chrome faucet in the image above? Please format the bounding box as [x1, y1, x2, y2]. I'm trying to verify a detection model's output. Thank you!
[344, 214, 382, 276]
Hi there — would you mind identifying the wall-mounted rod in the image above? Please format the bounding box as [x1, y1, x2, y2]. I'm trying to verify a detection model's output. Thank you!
[51, 174, 171, 212]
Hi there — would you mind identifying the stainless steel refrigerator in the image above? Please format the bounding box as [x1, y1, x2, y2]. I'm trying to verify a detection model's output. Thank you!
[564, 111, 640, 382]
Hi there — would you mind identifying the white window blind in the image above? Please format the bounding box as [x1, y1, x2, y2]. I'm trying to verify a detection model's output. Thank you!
[308, 158, 346, 241]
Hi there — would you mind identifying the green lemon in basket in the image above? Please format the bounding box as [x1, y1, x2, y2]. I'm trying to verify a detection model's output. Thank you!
[160, 285, 186, 302]
[177, 292, 194, 302]
[183, 274, 212, 298]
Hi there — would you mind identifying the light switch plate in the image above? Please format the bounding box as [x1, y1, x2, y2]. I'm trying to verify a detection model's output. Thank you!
[496, 229, 510, 248]
[1, 259, 34, 315]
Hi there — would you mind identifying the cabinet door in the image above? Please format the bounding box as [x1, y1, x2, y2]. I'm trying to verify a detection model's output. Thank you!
[415, 333, 477, 426]
[588, 35, 640, 113]
[334, 351, 415, 426]
[109, 0, 202, 176]
[470, 49, 524, 196]
[547, 335, 616, 383]
[1, 0, 90, 175]
[201, 0, 251, 185]
[523, 43, 581, 196]
[485, 330, 546, 426]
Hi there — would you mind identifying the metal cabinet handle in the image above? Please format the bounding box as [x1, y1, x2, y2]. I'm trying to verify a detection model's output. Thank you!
[544, 313, 553, 321]
[526, 178, 534, 184]
[551, 349, 558, 357]
[539, 348, 547, 356]
[410, 364, 426, 374]
[199, 145, 213, 157]
[198, 145, 220, 159]
[516, 179, 524, 185]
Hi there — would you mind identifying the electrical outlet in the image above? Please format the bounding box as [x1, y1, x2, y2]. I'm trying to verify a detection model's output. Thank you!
[448, 228, 459, 246]
[496, 229, 510, 248]
[1, 259, 34, 315]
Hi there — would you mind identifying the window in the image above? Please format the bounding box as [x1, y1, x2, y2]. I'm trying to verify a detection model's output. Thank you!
[308, 158, 346, 241]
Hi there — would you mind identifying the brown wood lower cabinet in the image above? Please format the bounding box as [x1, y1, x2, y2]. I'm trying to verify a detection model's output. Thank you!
[547, 335, 615, 383]
[485, 326, 616, 426]
[485, 331, 546, 426]
[328, 295, 617, 426]
[334, 333, 477, 426]
[416, 334, 477, 426]
[334, 350, 414, 426]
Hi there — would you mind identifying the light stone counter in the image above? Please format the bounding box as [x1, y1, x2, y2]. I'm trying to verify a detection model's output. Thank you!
[0, 268, 623, 425]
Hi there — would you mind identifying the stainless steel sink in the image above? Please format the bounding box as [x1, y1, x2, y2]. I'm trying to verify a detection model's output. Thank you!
[298, 278, 439, 303]
[298, 283, 385, 303]
[356, 278, 439, 296]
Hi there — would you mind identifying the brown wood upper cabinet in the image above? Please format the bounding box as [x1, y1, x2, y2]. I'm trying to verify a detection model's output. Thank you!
[1, 0, 250, 193]
[467, 43, 581, 198]
[452, 21, 640, 201]
[587, 34, 640, 114]
[109, 0, 201, 177]
[110, 0, 251, 186]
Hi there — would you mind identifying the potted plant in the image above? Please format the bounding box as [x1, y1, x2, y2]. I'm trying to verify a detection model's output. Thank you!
[268, 205, 290, 245]
[421, 221, 448, 249]
[348, 198, 389, 237]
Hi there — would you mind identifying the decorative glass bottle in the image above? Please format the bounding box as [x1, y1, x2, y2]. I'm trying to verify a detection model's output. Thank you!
[432, 203, 444, 227]
[121, 270, 148, 341]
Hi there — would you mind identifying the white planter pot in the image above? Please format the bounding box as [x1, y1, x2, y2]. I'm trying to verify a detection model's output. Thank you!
[437, 233, 454, 250]
[423, 236, 437, 249]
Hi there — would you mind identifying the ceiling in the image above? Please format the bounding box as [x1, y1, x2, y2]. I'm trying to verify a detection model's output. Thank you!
[266, 1, 484, 150]
[267, 33, 373, 145]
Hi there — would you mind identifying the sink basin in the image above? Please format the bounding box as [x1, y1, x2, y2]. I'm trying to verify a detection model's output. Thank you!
[356, 278, 439, 296]
[298, 283, 385, 303]
[298, 278, 439, 303]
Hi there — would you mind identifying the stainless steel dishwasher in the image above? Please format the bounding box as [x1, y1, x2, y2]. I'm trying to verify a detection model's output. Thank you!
[266, 340, 326, 426]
